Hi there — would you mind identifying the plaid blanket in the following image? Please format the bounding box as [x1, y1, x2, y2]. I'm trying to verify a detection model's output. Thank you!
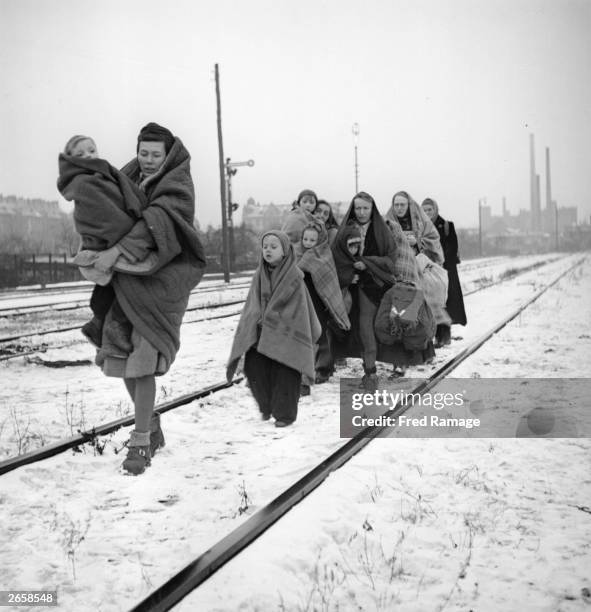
[281, 207, 316, 243]
[295, 222, 350, 331]
[385, 196, 444, 265]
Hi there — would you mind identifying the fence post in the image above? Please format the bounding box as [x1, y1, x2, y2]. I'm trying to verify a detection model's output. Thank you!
[32, 253, 36, 283]
[48, 253, 52, 283]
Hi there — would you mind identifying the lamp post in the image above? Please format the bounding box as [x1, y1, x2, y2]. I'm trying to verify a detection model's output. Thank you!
[225, 158, 255, 270]
[352, 123, 360, 193]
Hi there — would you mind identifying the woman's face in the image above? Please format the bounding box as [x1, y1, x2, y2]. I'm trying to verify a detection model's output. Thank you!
[138, 141, 167, 176]
[353, 198, 372, 224]
[393, 195, 409, 218]
[422, 203, 436, 220]
[262, 235, 285, 266]
[299, 195, 317, 213]
[314, 203, 330, 223]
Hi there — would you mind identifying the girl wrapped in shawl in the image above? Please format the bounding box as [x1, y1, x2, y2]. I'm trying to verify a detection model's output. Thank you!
[296, 221, 350, 384]
[227, 231, 321, 427]
[281, 188, 318, 244]
[71, 123, 206, 475]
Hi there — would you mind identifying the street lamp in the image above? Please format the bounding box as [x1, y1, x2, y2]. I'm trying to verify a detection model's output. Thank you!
[352, 123, 360, 193]
[225, 158, 255, 270]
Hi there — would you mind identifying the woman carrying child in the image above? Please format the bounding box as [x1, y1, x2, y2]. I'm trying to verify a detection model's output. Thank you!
[62, 123, 206, 474]
[227, 231, 320, 427]
[296, 221, 350, 384]
[331, 192, 399, 390]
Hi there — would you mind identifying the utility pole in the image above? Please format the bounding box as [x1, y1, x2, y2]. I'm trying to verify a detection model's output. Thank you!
[215, 63, 230, 283]
[478, 198, 483, 257]
[352, 123, 360, 193]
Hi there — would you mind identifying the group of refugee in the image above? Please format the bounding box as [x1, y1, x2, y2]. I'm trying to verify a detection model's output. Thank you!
[58, 123, 466, 475]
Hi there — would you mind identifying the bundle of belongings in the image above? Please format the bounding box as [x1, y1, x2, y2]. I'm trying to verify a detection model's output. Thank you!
[415, 252, 451, 327]
[374, 281, 436, 351]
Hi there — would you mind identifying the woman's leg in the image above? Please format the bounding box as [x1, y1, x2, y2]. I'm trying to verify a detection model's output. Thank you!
[358, 290, 378, 372]
[133, 375, 156, 432]
[123, 378, 136, 401]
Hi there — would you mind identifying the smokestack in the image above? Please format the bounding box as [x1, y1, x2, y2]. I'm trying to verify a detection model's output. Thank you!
[530, 134, 541, 231]
[502, 196, 507, 217]
[545, 147, 552, 211]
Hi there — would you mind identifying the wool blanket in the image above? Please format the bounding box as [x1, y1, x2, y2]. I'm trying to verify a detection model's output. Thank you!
[416, 252, 451, 326]
[110, 137, 206, 368]
[57, 155, 147, 250]
[295, 222, 350, 331]
[227, 232, 321, 381]
[281, 207, 316, 244]
[385, 194, 444, 265]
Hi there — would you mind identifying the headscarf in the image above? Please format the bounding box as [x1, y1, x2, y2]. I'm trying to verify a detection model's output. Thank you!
[385, 191, 444, 265]
[137, 122, 175, 155]
[332, 224, 362, 287]
[421, 197, 440, 221]
[296, 189, 318, 207]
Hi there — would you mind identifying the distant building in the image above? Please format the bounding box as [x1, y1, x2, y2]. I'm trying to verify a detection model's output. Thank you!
[0, 194, 65, 252]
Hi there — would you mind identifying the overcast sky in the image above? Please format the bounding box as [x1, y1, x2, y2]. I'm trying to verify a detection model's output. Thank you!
[1, 0, 589, 228]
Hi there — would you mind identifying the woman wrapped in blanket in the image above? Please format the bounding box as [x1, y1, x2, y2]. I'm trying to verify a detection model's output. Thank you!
[295, 222, 350, 386]
[281, 188, 318, 244]
[385, 191, 444, 264]
[421, 197, 467, 347]
[79, 123, 206, 474]
[227, 231, 321, 427]
[330, 192, 400, 391]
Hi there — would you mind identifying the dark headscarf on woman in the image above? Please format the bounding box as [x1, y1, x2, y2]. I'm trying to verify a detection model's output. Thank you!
[334, 192, 397, 302]
[137, 122, 175, 155]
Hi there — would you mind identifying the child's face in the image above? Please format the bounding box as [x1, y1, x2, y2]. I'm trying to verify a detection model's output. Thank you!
[347, 239, 361, 256]
[262, 235, 285, 266]
[314, 203, 330, 223]
[302, 229, 319, 250]
[299, 195, 317, 213]
[70, 138, 98, 159]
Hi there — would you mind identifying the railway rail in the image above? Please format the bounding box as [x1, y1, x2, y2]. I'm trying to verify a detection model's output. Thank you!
[0, 255, 564, 359]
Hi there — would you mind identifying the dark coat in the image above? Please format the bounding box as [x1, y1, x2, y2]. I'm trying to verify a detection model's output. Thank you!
[432, 215, 467, 325]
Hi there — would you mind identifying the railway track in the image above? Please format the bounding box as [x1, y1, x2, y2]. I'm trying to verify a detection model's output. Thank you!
[127, 255, 585, 612]
[0, 256, 583, 610]
[0, 255, 565, 360]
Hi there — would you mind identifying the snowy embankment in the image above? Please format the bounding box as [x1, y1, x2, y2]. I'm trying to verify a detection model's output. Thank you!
[0, 253, 588, 612]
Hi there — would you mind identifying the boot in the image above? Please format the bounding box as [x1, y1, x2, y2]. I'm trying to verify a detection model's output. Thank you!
[122, 431, 151, 475]
[149, 412, 165, 457]
[81, 316, 103, 348]
[434, 324, 451, 348]
[359, 367, 378, 391]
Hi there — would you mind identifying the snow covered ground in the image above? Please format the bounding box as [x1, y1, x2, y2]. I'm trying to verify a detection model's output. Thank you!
[0, 253, 589, 611]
